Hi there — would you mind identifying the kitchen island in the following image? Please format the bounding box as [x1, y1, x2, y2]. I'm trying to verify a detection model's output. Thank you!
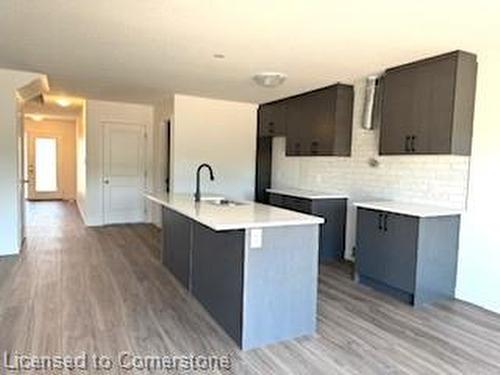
[145, 192, 324, 350]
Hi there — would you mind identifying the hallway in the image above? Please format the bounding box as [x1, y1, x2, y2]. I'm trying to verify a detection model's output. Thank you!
[0, 202, 499, 374]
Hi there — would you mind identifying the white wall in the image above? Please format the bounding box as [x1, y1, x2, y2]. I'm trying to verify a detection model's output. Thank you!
[272, 79, 470, 260]
[455, 51, 500, 314]
[0, 69, 43, 256]
[171, 94, 257, 201]
[81, 100, 154, 226]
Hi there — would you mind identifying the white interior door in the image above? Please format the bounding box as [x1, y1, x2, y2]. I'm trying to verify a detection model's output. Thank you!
[103, 122, 146, 224]
[26, 134, 63, 200]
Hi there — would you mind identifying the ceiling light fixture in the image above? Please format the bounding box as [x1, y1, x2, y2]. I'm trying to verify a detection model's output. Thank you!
[213, 53, 225, 59]
[55, 97, 71, 107]
[252, 72, 287, 88]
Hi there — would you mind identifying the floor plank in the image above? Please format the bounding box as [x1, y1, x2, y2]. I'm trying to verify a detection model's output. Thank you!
[0, 201, 499, 374]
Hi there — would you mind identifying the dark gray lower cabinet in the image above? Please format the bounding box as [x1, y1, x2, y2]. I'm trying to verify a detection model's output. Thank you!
[355, 208, 460, 306]
[162, 207, 191, 289]
[191, 221, 245, 344]
[269, 193, 346, 262]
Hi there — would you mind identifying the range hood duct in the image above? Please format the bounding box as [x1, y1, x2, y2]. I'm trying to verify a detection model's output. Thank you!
[362, 76, 380, 130]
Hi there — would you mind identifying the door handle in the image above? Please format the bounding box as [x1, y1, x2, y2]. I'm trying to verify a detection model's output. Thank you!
[383, 214, 388, 232]
[103, 179, 110, 184]
[410, 135, 416, 152]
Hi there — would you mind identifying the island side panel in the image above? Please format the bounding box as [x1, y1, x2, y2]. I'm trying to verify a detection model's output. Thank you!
[241, 224, 319, 350]
[162, 207, 192, 289]
[191, 221, 246, 345]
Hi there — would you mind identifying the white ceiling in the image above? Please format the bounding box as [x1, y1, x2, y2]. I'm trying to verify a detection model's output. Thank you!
[1, 0, 498, 104]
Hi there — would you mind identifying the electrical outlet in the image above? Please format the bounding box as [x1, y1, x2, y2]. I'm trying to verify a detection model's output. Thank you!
[250, 229, 263, 249]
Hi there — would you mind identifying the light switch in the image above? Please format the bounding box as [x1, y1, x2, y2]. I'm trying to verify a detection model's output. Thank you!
[250, 229, 263, 249]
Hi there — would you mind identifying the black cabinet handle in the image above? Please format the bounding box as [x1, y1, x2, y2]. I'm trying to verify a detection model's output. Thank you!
[405, 136, 411, 152]
[383, 214, 388, 232]
[378, 214, 383, 230]
[410, 135, 416, 152]
[294, 142, 301, 149]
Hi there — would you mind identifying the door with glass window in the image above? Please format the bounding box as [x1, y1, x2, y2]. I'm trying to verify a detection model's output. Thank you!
[27, 135, 63, 200]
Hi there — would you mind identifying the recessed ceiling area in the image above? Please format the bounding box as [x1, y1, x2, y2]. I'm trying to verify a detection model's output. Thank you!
[1, 0, 498, 104]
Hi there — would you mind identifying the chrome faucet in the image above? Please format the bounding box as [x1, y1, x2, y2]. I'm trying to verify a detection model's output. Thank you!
[194, 163, 215, 202]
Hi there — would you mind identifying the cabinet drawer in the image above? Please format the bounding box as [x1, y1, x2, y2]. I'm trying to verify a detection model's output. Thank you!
[269, 193, 286, 208]
[269, 193, 312, 213]
[282, 196, 312, 213]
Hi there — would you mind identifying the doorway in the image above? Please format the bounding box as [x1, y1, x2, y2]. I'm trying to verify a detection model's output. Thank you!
[24, 118, 77, 202]
[26, 134, 62, 200]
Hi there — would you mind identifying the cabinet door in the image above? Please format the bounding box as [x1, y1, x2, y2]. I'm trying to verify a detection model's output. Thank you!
[382, 213, 418, 293]
[356, 209, 418, 293]
[380, 51, 475, 156]
[285, 96, 310, 156]
[311, 199, 347, 261]
[191, 222, 245, 344]
[284, 84, 353, 156]
[162, 207, 192, 289]
[306, 90, 335, 155]
[286, 90, 336, 156]
[412, 56, 456, 154]
[258, 103, 286, 137]
[356, 209, 386, 280]
[255, 136, 272, 204]
[379, 69, 418, 155]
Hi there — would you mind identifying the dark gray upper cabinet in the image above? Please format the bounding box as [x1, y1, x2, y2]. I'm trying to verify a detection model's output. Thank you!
[258, 102, 287, 137]
[286, 84, 354, 156]
[379, 50, 477, 155]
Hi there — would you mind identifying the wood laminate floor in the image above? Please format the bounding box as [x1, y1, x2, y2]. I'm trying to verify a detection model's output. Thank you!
[1, 201, 499, 374]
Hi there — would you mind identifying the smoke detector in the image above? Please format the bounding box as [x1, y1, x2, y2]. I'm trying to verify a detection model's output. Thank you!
[253, 72, 287, 88]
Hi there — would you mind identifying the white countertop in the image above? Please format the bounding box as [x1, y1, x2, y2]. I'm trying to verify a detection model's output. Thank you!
[354, 201, 463, 218]
[145, 192, 324, 231]
[266, 188, 348, 200]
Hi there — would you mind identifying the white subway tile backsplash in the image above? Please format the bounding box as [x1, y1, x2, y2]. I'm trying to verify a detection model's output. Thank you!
[271, 79, 470, 260]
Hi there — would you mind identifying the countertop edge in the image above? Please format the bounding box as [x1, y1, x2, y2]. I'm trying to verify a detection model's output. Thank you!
[266, 188, 349, 200]
[354, 201, 463, 218]
[145, 194, 324, 230]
